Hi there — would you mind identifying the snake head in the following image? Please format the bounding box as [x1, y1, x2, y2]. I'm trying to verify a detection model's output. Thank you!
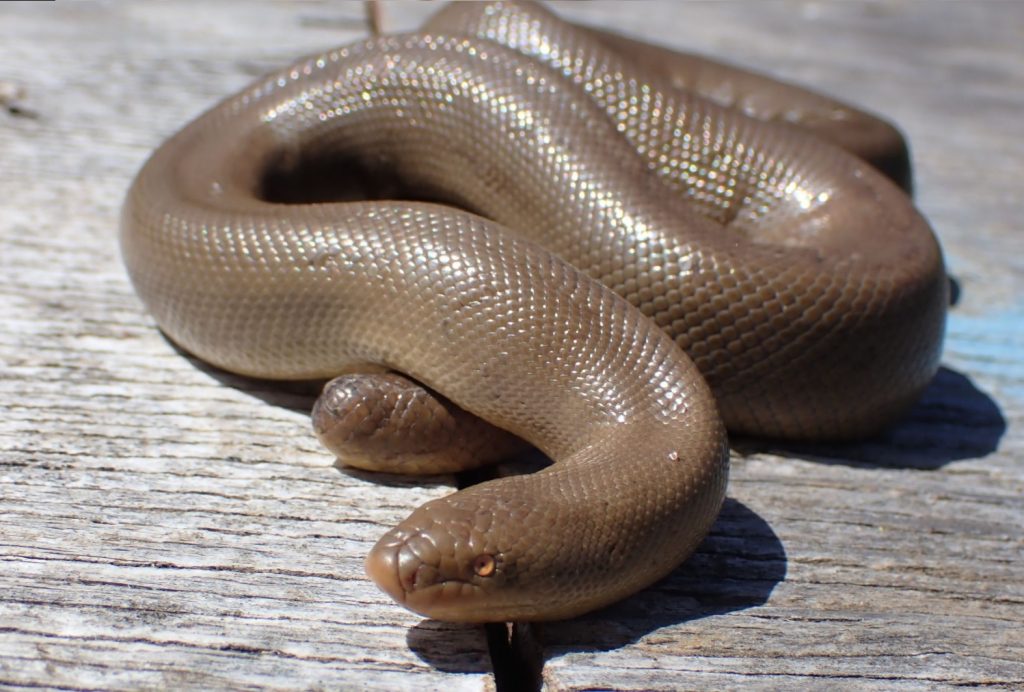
[364, 441, 727, 622]
[364, 485, 548, 622]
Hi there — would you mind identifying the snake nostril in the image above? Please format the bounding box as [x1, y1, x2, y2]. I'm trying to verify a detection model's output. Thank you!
[413, 562, 440, 590]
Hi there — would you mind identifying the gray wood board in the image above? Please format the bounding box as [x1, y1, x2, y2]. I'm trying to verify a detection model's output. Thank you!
[1, 1, 1021, 690]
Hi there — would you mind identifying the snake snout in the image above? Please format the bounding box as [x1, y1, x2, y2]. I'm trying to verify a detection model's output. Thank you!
[364, 535, 406, 604]
[365, 528, 449, 606]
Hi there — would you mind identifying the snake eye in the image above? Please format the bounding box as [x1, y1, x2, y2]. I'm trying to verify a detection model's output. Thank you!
[473, 553, 496, 577]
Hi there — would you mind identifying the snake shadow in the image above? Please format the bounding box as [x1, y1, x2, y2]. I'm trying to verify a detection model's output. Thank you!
[162, 333, 325, 410]
[733, 365, 1006, 470]
[407, 498, 785, 674]
[732, 276, 1003, 470]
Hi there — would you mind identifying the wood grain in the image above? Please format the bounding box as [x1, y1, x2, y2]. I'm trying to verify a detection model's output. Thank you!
[1, 2, 1021, 690]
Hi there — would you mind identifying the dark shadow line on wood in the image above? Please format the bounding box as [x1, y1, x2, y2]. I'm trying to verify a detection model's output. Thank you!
[161, 333, 324, 412]
[489, 621, 545, 692]
[333, 463, 455, 490]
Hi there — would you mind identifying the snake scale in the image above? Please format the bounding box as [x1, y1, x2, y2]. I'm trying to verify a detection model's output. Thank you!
[121, 1, 947, 622]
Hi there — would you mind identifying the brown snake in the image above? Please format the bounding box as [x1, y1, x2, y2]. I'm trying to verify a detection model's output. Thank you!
[120, 1, 947, 622]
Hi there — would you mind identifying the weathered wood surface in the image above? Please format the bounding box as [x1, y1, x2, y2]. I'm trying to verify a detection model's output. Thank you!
[1, 1, 1021, 690]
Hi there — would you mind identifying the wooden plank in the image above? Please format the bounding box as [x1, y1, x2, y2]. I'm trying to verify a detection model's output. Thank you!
[0, 3, 490, 690]
[1, 1, 1021, 690]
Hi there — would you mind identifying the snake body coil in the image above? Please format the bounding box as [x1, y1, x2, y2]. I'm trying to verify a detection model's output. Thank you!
[121, 1, 946, 622]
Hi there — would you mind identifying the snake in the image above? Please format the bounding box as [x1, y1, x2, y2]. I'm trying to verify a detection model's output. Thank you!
[120, 1, 947, 622]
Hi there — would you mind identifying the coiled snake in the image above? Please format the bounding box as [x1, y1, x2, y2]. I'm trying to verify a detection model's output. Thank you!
[121, 1, 946, 622]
